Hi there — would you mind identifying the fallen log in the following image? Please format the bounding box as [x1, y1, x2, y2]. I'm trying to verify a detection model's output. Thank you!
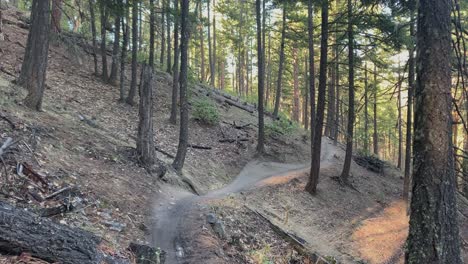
[155, 146, 175, 159]
[246, 207, 332, 264]
[188, 144, 212, 150]
[219, 138, 249, 143]
[0, 201, 101, 263]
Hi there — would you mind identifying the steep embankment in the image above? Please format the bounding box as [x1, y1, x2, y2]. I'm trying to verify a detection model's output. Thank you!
[1, 7, 467, 264]
[0, 7, 310, 263]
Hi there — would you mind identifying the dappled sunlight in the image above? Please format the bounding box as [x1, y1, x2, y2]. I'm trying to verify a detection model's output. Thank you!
[255, 169, 308, 187]
[352, 200, 408, 264]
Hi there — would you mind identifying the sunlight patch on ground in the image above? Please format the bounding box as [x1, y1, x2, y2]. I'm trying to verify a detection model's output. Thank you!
[352, 200, 408, 264]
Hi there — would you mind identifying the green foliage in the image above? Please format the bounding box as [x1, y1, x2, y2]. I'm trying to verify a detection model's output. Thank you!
[265, 117, 297, 137]
[192, 98, 220, 125]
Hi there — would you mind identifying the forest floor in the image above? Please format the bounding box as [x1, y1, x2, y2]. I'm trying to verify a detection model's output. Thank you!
[1, 7, 468, 264]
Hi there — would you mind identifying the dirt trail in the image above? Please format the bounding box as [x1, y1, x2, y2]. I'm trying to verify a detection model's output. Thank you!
[151, 142, 334, 263]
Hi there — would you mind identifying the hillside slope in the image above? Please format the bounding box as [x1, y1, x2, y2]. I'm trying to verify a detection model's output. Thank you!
[1, 7, 467, 264]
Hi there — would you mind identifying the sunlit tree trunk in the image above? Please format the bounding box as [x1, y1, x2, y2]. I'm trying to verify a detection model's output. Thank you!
[403, 11, 415, 199]
[340, 0, 354, 184]
[273, 5, 286, 118]
[405, 0, 462, 262]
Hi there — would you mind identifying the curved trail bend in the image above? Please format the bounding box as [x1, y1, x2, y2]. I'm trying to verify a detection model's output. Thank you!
[152, 141, 334, 263]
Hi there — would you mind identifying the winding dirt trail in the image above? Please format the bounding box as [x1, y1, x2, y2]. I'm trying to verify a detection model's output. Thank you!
[151, 143, 334, 263]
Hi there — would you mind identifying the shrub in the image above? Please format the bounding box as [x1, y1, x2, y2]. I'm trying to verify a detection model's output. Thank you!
[192, 99, 220, 125]
[265, 118, 297, 137]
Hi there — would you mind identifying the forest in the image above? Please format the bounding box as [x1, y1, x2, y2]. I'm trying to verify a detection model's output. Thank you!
[0, 0, 467, 263]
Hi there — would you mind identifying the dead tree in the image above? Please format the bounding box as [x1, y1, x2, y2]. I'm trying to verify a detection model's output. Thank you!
[17, 0, 51, 111]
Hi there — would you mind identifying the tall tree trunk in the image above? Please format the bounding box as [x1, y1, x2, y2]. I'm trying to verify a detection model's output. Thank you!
[89, 0, 99, 76]
[109, 14, 121, 85]
[308, 0, 316, 140]
[200, 2, 205, 82]
[305, 0, 328, 195]
[149, 0, 156, 67]
[213, 0, 217, 88]
[172, 0, 190, 172]
[18, 0, 51, 111]
[403, 8, 414, 200]
[373, 64, 378, 155]
[126, 0, 139, 106]
[99, 3, 109, 82]
[304, 54, 309, 130]
[256, 0, 265, 153]
[405, 0, 462, 262]
[266, 28, 272, 108]
[170, 0, 180, 125]
[138, 1, 142, 49]
[160, 0, 166, 69]
[51, 0, 62, 33]
[207, 0, 214, 86]
[292, 47, 300, 122]
[166, 3, 172, 73]
[160, 0, 166, 68]
[333, 35, 340, 145]
[137, 65, 157, 167]
[340, 0, 354, 183]
[364, 63, 369, 153]
[397, 64, 402, 168]
[119, 9, 129, 102]
[325, 50, 336, 138]
[273, 5, 286, 118]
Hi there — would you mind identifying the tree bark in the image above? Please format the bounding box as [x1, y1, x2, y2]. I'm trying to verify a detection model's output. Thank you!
[403, 12, 415, 201]
[126, 0, 139, 106]
[137, 65, 156, 167]
[160, 0, 166, 68]
[373, 64, 378, 155]
[166, 2, 172, 74]
[340, 0, 355, 184]
[89, 0, 99, 76]
[405, 0, 462, 262]
[207, 0, 214, 86]
[305, 0, 328, 195]
[119, 7, 130, 102]
[199, 2, 205, 82]
[0, 201, 102, 264]
[170, 0, 180, 125]
[51, 0, 62, 33]
[397, 63, 402, 169]
[18, 0, 51, 111]
[273, 5, 286, 118]
[256, 0, 265, 153]
[99, 3, 109, 82]
[149, 0, 156, 67]
[333, 33, 339, 145]
[172, 0, 189, 172]
[109, 13, 121, 85]
[304, 54, 309, 130]
[364, 63, 369, 153]
[292, 47, 300, 123]
[308, 0, 316, 142]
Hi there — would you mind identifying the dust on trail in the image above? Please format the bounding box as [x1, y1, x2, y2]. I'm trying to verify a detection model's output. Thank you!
[151, 140, 335, 263]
